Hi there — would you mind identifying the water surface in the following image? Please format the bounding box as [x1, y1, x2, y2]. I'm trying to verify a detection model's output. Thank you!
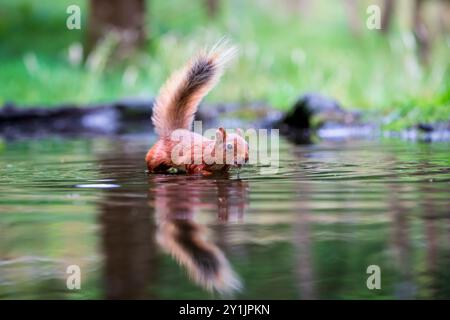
[0, 135, 449, 299]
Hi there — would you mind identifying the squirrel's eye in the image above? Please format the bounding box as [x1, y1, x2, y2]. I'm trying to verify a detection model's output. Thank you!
[226, 143, 233, 150]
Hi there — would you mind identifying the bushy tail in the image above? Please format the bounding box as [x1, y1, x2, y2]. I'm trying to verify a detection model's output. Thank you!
[151, 40, 237, 136]
[156, 219, 242, 295]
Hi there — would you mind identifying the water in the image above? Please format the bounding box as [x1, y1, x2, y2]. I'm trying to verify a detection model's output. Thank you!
[0, 135, 449, 299]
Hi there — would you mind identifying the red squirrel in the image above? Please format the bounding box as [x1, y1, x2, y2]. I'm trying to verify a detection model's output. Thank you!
[152, 175, 246, 294]
[145, 43, 249, 175]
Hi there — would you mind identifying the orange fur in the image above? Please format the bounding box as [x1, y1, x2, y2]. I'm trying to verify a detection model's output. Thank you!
[151, 44, 236, 136]
[146, 42, 249, 175]
[151, 175, 247, 294]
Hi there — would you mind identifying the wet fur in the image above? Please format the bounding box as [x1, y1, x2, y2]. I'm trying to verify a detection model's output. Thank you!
[146, 42, 248, 175]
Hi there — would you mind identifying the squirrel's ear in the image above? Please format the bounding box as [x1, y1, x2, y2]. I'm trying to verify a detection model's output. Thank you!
[236, 128, 244, 137]
[215, 127, 226, 143]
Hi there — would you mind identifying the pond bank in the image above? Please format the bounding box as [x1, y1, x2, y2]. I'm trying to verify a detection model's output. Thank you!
[1, 95, 449, 142]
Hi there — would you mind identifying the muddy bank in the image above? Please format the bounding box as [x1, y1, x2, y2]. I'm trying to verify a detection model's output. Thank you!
[1, 94, 449, 142]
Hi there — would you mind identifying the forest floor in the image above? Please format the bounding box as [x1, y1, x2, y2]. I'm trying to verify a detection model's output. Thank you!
[0, 0, 449, 130]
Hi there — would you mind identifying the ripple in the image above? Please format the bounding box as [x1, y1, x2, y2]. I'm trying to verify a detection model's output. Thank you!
[74, 183, 120, 189]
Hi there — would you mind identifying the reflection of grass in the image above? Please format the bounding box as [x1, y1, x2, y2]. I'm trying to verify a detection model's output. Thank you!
[0, 0, 449, 129]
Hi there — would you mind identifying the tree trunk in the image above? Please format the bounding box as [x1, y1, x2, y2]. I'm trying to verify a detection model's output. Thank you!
[381, 0, 395, 33]
[439, 0, 450, 34]
[413, 0, 431, 64]
[86, 0, 146, 58]
[205, 0, 220, 18]
[344, 0, 360, 35]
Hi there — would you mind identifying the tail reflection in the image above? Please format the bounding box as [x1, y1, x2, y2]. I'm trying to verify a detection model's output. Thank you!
[149, 175, 248, 294]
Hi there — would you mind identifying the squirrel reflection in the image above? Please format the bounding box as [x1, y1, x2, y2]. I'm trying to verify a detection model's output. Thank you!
[149, 174, 248, 294]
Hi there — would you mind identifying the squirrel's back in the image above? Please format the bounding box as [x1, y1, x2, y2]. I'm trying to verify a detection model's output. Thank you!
[151, 41, 237, 136]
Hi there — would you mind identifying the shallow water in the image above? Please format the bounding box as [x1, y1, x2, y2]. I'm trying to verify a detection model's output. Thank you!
[0, 134, 449, 299]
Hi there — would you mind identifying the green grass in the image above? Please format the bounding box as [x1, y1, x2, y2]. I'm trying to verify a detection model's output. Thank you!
[0, 0, 449, 129]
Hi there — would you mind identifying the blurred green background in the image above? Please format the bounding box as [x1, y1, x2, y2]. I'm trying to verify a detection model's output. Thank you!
[0, 0, 449, 129]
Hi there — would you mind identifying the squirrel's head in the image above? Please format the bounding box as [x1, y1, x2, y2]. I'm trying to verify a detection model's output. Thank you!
[215, 128, 249, 167]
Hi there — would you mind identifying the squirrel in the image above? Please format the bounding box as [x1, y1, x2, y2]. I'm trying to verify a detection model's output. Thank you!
[151, 175, 246, 294]
[145, 42, 249, 176]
